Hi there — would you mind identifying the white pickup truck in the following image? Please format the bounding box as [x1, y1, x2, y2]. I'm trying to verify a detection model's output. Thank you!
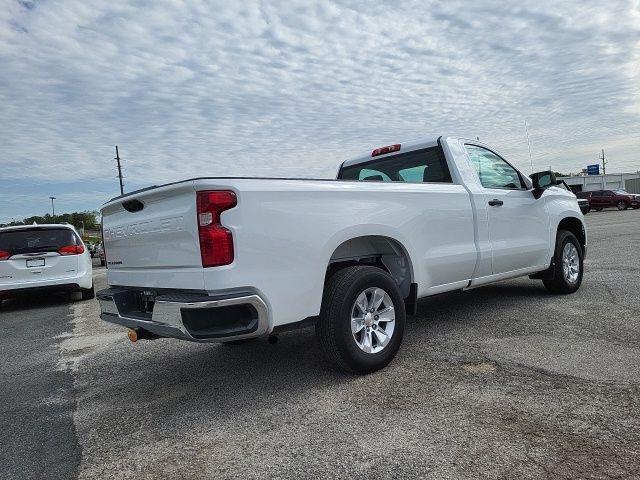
[97, 135, 586, 374]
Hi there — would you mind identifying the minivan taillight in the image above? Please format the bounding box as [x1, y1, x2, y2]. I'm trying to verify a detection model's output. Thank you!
[59, 245, 85, 255]
[196, 190, 237, 267]
[0, 250, 10, 261]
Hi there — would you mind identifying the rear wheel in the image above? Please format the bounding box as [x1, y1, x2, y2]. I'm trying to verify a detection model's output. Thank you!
[617, 201, 628, 210]
[316, 266, 405, 374]
[542, 231, 583, 294]
[81, 284, 95, 300]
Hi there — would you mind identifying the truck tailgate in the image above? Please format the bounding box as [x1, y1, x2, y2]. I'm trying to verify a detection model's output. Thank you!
[101, 181, 205, 290]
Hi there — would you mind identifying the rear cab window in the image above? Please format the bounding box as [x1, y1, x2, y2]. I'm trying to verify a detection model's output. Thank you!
[0, 228, 78, 258]
[338, 146, 453, 184]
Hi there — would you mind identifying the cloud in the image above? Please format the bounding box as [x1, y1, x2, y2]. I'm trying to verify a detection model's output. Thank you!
[1, 0, 639, 220]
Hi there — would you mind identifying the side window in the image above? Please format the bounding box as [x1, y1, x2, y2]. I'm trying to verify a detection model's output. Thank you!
[464, 145, 525, 189]
[339, 147, 453, 183]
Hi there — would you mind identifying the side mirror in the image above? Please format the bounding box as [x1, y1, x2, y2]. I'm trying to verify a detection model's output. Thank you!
[530, 171, 557, 198]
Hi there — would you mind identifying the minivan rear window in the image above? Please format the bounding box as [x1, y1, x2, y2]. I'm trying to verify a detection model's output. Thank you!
[0, 228, 77, 256]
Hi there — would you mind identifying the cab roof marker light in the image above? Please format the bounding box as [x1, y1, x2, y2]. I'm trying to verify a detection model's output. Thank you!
[371, 144, 401, 157]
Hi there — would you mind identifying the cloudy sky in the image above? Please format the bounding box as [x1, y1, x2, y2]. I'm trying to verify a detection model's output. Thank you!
[1, 0, 639, 222]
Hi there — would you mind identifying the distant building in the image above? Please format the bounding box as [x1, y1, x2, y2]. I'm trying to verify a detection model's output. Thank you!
[561, 172, 640, 193]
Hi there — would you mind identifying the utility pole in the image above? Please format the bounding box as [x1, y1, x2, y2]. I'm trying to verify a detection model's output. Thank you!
[599, 148, 607, 175]
[49, 196, 56, 222]
[114, 146, 124, 195]
[524, 120, 534, 174]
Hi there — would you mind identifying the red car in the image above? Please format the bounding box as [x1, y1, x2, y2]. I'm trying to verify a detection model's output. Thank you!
[577, 190, 640, 211]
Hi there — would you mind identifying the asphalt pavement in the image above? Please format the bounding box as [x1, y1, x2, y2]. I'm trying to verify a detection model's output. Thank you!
[1, 210, 639, 479]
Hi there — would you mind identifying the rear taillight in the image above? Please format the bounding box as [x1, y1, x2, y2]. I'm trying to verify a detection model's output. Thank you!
[0, 250, 10, 261]
[196, 190, 237, 267]
[59, 245, 85, 255]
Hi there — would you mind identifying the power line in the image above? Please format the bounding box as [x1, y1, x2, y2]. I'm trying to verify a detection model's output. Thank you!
[114, 146, 124, 195]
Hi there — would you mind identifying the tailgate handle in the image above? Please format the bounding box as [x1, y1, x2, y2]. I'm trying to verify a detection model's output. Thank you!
[122, 199, 144, 213]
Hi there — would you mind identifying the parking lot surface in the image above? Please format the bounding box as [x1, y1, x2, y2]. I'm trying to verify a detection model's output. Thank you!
[1, 210, 639, 479]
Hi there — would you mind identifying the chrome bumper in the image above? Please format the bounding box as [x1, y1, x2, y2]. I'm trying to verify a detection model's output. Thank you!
[97, 288, 271, 342]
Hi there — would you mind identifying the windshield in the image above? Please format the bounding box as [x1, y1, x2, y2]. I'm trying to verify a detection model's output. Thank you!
[0, 228, 78, 256]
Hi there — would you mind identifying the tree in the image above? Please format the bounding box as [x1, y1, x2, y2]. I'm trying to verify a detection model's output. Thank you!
[0, 211, 100, 231]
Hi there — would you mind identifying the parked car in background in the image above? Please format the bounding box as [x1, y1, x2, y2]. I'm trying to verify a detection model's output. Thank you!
[577, 189, 640, 211]
[616, 190, 640, 209]
[96, 243, 105, 266]
[96, 136, 587, 374]
[0, 224, 94, 302]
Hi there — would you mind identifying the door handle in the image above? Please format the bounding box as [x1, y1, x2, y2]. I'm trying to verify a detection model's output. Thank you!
[488, 199, 504, 206]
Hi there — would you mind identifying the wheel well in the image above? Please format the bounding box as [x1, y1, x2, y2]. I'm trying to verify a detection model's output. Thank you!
[325, 236, 413, 299]
[558, 217, 586, 252]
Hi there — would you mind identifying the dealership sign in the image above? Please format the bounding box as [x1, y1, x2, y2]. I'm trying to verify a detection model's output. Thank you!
[586, 164, 600, 175]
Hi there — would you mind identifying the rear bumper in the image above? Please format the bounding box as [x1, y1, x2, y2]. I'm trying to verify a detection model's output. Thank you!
[0, 270, 92, 296]
[0, 283, 81, 298]
[97, 287, 271, 342]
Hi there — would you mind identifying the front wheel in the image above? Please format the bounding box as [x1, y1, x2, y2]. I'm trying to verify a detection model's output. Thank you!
[617, 201, 628, 210]
[316, 266, 406, 374]
[542, 231, 584, 294]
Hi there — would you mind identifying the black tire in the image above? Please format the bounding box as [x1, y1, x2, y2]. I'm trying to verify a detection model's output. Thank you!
[542, 231, 584, 294]
[81, 284, 95, 300]
[316, 266, 406, 374]
[594, 207, 603, 211]
[617, 201, 628, 211]
[580, 207, 590, 215]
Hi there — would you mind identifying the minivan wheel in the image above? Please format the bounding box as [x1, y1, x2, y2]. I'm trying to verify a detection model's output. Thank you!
[81, 284, 95, 300]
[617, 201, 628, 210]
[542, 230, 584, 294]
[316, 266, 406, 374]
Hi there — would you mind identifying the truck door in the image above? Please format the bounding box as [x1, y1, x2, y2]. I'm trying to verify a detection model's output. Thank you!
[464, 144, 550, 274]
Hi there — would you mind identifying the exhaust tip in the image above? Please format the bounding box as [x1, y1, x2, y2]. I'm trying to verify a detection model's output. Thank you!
[127, 329, 138, 343]
[127, 327, 160, 342]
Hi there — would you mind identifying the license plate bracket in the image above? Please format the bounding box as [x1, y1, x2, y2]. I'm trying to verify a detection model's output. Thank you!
[26, 258, 45, 268]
